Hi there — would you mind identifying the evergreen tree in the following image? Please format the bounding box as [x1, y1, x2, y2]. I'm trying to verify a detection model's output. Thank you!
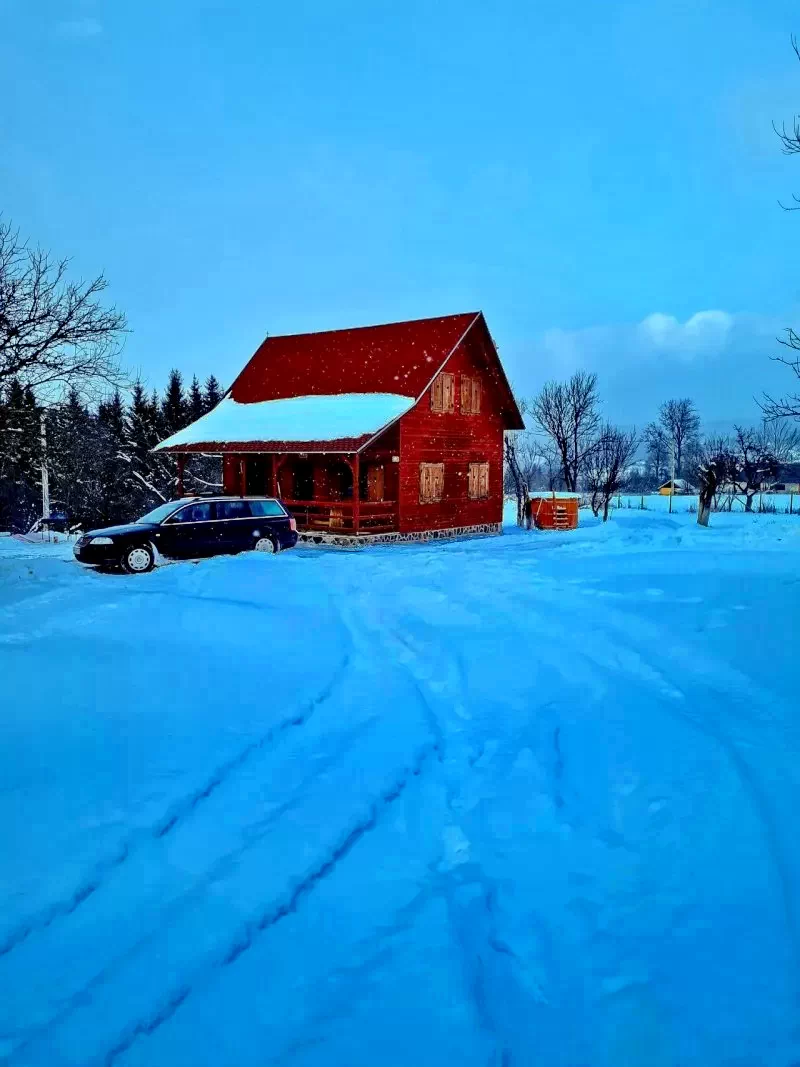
[96, 390, 129, 524]
[122, 381, 172, 511]
[49, 389, 105, 529]
[189, 376, 205, 423]
[0, 380, 41, 531]
[161, 370, 188, 436]
[204, 375, 222, 413]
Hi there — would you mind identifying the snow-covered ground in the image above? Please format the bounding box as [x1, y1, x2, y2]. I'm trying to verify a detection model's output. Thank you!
[2, 506, 800, 1067]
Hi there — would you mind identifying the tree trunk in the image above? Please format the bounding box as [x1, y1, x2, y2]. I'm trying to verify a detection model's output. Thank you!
[602, 496, 610, 521]
[697, 499, 711, 526]
[745, 491, 754, 513]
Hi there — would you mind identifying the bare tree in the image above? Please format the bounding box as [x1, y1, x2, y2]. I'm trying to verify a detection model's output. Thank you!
[658, 398, 699, 478]
[764, 38, 800, 417]
[529, 371, 601, 491]
[762, 327, 800, 419]
[643, 422, 669, 485]
[760, 418, 800, 461]
[696, 439, 736, 527]
[582, 424, 638, 521]
[504, 434, 530, 527]
[0, 220, 127, 398]
[731, 426, 779, 512]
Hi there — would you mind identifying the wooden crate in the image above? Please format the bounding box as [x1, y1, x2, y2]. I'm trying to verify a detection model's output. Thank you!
[530, 495, 579, 531]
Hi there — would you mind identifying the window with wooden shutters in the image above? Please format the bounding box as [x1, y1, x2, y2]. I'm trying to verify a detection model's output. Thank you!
[430, 372, 455, 413]
[419, 462, 445, 503]
[461, 376, 481, 414]
[468, 462, 489, 500]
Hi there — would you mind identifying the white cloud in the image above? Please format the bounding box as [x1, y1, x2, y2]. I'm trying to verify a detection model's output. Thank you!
[638, 310, 733, 359]
[506, 309, 793, 425]
[57, 18, 103, 38]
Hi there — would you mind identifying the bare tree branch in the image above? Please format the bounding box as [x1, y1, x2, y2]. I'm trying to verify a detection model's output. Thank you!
[582, 424, 638, 521]
[529, 372, 601, 491]
[0, 219, 128, 400]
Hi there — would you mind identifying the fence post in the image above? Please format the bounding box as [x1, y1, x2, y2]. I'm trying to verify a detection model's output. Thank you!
[791, 493, 795, 515]
[641, 495, 644, 510]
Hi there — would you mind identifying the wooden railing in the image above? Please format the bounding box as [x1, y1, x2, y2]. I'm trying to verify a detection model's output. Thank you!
[283, 499, 397, 535]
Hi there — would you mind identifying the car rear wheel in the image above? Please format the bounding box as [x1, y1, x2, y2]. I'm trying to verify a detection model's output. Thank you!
[121, 544, 155, 573]
[253, 536, 277, 554]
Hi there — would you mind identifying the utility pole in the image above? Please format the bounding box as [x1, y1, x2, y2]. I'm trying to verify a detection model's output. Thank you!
[669, 436, 675, 514]
[40, 413, 50, 526]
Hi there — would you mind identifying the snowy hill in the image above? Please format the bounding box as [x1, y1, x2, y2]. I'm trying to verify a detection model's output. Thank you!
[1, 508, 800, 1066]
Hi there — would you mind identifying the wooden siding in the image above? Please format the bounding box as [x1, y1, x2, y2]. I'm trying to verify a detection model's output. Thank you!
[397, 326, 505, 534]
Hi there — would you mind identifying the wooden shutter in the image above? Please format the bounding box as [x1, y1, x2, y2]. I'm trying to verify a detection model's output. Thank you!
[430, 374, 444, 412]
[419, 463, 430, 503]
[442, 373, 455, 413]
[432, 372, 454, 413]
[461, 375, 472, 413]
[468, 462, 489, 499]
[471, 379, 481, 414]
[420, 462, 444, 503]
[433, 463, 444, 500]
[479, 462, 489, 498]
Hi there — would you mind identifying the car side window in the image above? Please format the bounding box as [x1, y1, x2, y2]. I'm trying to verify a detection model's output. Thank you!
[169, 503, 212, 523]
[216, 500, 251, 520]
[249, 500, 285, 517]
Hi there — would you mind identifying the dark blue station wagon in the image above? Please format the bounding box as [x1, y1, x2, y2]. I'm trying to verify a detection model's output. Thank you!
[74, 496, 298, 573]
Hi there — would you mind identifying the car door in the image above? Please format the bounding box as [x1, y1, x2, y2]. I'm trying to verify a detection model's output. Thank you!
[214, 499, 255, 552]
[157, 501, 216, 558]
[249, 499, 291, 547]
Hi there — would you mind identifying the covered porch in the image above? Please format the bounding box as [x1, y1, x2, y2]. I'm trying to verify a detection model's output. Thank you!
[176, 449, 399, 535]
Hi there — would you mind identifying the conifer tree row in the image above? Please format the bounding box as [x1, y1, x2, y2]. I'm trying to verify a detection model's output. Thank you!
[0, 371, 223, 532]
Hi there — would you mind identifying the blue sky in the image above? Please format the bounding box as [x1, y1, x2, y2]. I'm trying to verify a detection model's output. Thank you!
[3, 0, 800, 426]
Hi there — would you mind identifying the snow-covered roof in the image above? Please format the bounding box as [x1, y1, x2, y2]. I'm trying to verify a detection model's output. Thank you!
[154, 393, 416, 453]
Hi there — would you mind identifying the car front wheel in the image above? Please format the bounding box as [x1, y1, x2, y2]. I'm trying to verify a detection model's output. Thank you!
[253, 536, 277, 554]
[121, 544, 155, 573]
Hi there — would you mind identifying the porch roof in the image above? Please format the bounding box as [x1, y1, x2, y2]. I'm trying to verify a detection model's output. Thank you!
[154, 393, 414, 454]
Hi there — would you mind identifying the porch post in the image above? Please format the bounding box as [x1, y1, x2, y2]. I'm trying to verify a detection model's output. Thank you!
[238, 456, 247, 496]
[352, 452, 360, 534]
[176, 454, 186, 498]
[269, 454, 278, 496]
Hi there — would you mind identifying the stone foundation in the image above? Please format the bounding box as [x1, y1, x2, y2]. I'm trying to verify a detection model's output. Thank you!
[296, 522, 502, 550]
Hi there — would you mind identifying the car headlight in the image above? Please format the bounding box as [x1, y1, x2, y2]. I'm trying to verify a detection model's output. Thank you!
[91, 537, 115, 545]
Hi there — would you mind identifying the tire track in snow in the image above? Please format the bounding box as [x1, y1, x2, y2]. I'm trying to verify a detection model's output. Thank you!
[567, 597, 800, 980]
[7, 716, 381, 1060]
[98, 742, 436, 1067]
[340, 581, 539, 1063]
[518, 584, 800, 993]
[0, 649, 352, 961]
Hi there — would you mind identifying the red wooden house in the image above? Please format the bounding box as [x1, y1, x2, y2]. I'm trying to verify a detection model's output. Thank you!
[155, 312, 524, 544]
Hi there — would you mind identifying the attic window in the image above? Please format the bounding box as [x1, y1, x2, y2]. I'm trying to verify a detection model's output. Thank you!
[430, 372, 455, 414]
[460, 376, 481, 414]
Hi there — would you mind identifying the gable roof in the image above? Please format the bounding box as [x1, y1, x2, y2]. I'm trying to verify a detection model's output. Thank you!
[230, 312, 480, 403]
[155, 311, 523, 453]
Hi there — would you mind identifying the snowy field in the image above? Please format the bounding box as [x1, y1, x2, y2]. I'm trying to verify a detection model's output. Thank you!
[2, 506, 800, 1067]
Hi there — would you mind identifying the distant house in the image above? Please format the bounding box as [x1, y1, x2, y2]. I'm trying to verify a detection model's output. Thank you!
[154, 312, 524, 544]
[658, 478, 695, 496]
[767, 462, 800, 493]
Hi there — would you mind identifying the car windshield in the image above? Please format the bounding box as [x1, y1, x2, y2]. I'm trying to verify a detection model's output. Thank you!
[135, 501, 183, 525]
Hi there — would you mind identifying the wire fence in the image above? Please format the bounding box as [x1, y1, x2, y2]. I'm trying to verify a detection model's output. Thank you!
[601, 492, 798, 516]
